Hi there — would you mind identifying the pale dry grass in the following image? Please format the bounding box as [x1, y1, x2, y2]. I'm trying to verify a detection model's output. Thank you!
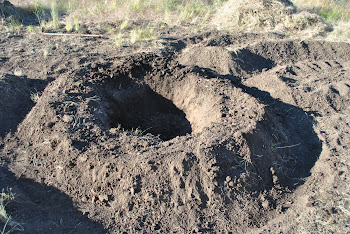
[7, 0, 226, 46]
[0, 189, 23, 233]
[211, 0, 332, 39]
[23, 0, 223, 26]
[292, 0, 350, 42]
[326, 21, 350, 43]
[3, 0, 349, 43]
[293, 0, 350, 21]
[211, 0, 296, 31]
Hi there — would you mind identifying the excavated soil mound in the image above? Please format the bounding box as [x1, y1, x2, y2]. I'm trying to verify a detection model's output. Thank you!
[178, 38, 350, 77]
[2, 46, 327, 231]
[176, 36, 350, 232]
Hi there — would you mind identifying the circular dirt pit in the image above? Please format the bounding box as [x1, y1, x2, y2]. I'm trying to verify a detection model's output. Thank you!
[89, 54, 231, 140]
[5, 52, 323, 232]
[106, 82, 192, 141]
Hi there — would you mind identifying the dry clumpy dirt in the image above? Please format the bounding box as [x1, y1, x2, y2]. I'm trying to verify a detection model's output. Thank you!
[1, 3, 350, 234]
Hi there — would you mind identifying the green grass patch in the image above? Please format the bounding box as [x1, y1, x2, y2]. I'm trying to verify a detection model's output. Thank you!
[293, 0, 350, 22]
[130, 26, 155, 43]
[319, 5, 350, 22]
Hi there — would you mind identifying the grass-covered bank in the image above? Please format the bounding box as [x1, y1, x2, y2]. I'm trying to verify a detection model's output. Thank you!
[1, 0, 349, 43]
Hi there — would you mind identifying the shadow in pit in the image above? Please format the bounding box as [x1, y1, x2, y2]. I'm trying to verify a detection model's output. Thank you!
[0, 165, 106, 233]
[106, 84, 192, 141]
[0, 74, 48, 138]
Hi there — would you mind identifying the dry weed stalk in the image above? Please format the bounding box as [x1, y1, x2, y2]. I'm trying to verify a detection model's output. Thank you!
[0, 188, 23, 233]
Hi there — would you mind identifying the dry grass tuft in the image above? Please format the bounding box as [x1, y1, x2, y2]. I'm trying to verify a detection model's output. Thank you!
[326, 21, 350, 43]
[292, 0, 350, 42]
[211, 0, 296, 30]
[130, 26, 155, 44]
[293, 0, 350, 22]
[277, 11, 332, 37]
[0, 188, 23, 233]
[211, 0, 332, 38]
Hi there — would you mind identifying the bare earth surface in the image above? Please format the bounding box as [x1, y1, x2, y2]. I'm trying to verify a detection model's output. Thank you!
[1, 5, 350, 233]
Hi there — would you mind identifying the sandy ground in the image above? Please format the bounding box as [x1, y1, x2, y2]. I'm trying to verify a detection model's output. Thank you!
[1, 2, 350, 233]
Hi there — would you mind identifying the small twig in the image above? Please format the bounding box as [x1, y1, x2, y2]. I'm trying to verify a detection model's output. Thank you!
[276, 143, 300, 149]
[41, 32, 108, 38]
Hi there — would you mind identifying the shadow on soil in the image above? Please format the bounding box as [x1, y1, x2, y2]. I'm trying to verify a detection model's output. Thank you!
[0, 74, 48, 138]
[239, 82, 322, 189]
[195, 65, 322, 189]
[0, 165, 106, 233]
[0, 1, 39, 26]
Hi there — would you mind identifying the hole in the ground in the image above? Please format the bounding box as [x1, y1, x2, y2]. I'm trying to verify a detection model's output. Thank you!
[107, 84, 192, 141]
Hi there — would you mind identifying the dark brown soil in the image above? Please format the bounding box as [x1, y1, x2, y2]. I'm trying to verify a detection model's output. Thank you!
[1, 4, 350, 233]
